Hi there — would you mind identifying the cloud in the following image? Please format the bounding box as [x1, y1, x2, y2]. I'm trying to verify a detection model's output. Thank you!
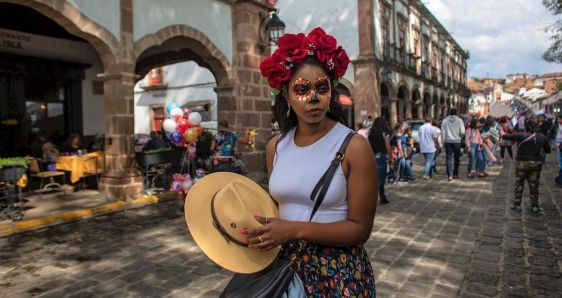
[425, 0, 562, 77]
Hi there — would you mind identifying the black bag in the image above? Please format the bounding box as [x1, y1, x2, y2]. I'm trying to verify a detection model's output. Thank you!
[220, 132, 356, 298]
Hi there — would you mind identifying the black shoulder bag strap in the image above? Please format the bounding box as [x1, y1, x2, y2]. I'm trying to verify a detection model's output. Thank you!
[308, 131, 356, 221]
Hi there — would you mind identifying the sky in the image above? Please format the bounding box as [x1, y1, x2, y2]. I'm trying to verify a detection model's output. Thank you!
[425, 0, 562, 79]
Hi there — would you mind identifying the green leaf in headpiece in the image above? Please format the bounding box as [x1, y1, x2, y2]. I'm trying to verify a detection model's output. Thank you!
[271, 89, 281, 96]
[262, 77, 269, 85]
[333, 79, 340, 87]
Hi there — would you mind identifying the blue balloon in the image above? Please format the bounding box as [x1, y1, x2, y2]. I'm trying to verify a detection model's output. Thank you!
[166, 102, 179, 114]
[170, 131, 183, 144]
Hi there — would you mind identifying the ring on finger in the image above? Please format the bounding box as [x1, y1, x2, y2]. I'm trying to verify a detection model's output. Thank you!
[258, 236, 264, 243]
[265, 217, 269, 224]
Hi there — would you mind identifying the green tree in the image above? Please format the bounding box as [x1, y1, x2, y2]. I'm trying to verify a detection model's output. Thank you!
[543, 0, 562, 63]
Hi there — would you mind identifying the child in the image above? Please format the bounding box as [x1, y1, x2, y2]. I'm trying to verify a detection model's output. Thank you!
[403, 137, 417, 181]
[387, 146, 399, 183]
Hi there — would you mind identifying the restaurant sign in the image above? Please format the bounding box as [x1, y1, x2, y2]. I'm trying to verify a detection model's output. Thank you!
[0, 30, 31, 50]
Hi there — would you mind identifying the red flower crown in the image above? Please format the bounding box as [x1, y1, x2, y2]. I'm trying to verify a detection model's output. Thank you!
[259, 27, 350, 94]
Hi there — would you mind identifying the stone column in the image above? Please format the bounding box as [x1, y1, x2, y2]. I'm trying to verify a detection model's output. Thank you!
[417, 104, 424, 120]
[99, 0, 143, 200]
[389, 98, 398, 128]
[231, 0, 274, 175]
[353, 0, 380, 123]
[405, 100, 412, 120]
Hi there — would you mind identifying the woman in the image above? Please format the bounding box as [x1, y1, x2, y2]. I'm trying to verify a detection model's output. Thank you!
[244, 28, 377, 296]
[498, 116, 514, 161]
[391, 124, 415, 183]
[369, 117, 391, 204]
[61, 133, 82, 155]
[466, 118, 485, 177]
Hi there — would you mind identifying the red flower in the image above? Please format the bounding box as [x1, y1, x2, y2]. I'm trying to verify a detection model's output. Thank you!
[259, 27, 351, 90]
[276, 32, 310, 63]
[308, 27, 337, 62]
[332, 47, 350, 78]
[259, 56, 291, 90]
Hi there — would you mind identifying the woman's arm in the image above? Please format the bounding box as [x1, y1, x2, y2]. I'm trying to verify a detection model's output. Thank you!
[384, 136, 392, 155]
[247, 135, 378, 249]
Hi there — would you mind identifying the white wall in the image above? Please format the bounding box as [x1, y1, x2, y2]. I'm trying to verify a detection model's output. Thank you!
[0, 28, 105, 136]
[134, 61, 217, 135]
[67, 0, 120, 40]
[276, 0, 358, 84]
[133, 0, 233, 63]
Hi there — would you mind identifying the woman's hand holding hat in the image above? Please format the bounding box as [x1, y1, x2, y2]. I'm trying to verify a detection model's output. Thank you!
[243, 215, 297, 251]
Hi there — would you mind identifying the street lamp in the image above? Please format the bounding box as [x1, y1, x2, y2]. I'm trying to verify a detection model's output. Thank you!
[259, 10, 286, 53]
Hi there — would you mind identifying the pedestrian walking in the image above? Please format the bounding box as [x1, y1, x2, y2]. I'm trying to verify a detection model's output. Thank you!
[441, 108, 465, 181]
[548, 115, 562, 170]
[251, 28, 375, 296]
[503, 118, 551, 214]
[465, 118, 485, 178]
[498, 116, 514, 161]
[419, 116, 441, 180]
[368, 117, 391, 204]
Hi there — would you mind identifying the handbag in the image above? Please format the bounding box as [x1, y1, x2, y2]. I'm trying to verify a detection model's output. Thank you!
[220, 131, 356, 298]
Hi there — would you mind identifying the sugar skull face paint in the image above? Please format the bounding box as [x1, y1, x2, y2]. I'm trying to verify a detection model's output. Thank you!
[290, 75, 331, 102]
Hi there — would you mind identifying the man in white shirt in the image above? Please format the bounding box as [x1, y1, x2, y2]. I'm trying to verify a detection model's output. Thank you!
[418, 116, 441, 179]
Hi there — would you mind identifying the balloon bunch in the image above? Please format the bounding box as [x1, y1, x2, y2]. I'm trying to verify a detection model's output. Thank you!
[171, 173, 193, 194]
[162, 102, 204, 147]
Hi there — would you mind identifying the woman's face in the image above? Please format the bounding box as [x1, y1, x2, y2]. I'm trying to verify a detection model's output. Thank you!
[286, 64, 331, 124]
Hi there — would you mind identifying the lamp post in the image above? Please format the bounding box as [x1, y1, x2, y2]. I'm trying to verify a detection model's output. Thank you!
[259, 10, 286, 53]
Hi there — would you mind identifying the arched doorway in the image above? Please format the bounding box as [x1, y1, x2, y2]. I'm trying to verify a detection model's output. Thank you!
[380, 82, 391, 122]
[440, 94, 446, 118]
[397, 84, 409, 122]
[411, 88, 421, 120]
[431, 93, 438, 119]
[0, 2, 114, 158]
[336, 84, 354, 128]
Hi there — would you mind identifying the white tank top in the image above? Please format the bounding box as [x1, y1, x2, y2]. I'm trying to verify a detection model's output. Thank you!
[269, 122, 353, 223]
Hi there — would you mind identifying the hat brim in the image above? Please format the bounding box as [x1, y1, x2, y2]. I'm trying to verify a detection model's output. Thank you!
[185, 172, 280, 273]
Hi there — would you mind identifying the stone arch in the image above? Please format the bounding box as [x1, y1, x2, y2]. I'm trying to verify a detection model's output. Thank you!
[0, 0, 118, 69]
[380, 79, 396, 122]
[338, 77, 355, 98]
[134, 25, 233, 85]
[411, 85, 422, 120]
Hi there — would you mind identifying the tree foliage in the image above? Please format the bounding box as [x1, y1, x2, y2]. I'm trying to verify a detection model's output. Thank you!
[543, 0, 562, 63]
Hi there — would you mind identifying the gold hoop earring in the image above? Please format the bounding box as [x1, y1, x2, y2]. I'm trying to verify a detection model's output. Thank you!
[286, 106, 291, 118]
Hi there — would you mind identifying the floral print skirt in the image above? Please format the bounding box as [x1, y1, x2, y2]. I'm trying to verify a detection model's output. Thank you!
[279, 239, 376, 298]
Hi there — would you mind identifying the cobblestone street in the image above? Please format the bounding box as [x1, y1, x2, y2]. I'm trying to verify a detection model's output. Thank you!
[0, 156, 560, 298]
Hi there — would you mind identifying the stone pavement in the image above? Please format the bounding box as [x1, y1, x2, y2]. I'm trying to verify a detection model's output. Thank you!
[0, 155, 560, 298]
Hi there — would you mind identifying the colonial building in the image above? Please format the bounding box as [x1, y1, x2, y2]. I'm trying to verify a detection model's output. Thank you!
[277, 0, 470, 128]
[0, 0, 276, 199]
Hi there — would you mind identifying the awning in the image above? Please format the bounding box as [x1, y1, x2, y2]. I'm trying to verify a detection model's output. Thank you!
[339, 94, 353, 106]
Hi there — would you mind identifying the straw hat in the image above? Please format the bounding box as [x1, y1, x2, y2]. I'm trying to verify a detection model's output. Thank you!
[184, 172, 280, 273]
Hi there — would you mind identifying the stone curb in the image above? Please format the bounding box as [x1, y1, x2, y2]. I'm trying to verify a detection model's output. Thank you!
[0, 192, 180, 238]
